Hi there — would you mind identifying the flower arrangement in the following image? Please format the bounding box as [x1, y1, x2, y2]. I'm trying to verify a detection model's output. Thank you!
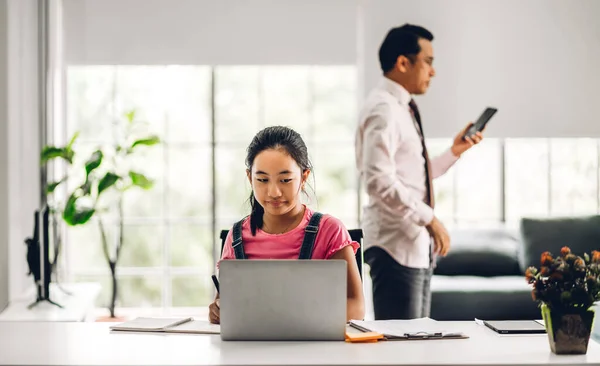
[526, 246, 600, 313]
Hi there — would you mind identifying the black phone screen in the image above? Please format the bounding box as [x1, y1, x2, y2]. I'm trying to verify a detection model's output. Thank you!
[464, 107, 497, 138]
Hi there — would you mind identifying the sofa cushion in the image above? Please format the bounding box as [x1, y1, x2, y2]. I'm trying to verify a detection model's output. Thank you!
[431, 275, 540, 320]
[519, 215, 600, 272]
[434, 229, 521, 277]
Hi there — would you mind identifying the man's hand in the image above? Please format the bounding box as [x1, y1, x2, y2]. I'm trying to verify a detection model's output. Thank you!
[451, 123, 484, 157]
[426, 216, 450, 256]
[208, 298, 220, 324]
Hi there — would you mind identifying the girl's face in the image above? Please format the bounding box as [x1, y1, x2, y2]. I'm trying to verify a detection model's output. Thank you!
[247, 148, 309, 217]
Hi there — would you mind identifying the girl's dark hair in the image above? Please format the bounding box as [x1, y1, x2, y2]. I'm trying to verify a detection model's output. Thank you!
[246, 126, 313, 235]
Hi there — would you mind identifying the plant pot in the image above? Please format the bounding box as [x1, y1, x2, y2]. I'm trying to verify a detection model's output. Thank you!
[541, 304, 595, 355]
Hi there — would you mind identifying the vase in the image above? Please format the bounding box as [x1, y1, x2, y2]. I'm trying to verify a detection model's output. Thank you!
[541, 304, 595, 355]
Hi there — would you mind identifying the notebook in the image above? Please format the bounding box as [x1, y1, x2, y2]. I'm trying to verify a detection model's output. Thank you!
[349, 318, 468, 340]
[109, 317, 220, 334]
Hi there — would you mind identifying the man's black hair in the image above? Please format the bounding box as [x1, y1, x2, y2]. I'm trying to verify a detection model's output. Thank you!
[378, 24, 434, 73]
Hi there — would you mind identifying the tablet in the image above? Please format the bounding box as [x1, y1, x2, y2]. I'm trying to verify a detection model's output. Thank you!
[483, 320, 546, 334]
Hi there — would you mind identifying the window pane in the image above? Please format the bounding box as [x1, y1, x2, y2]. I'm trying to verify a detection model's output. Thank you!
[505, 139, 549, 222]
[153, 66, 211, 143]
[67, 220, 107, 271]
[550, 139, 598, 216]
[67, 66, 115, 143]
[112, 66, 174, 138]
[172, 275, 212, 307]
[119, 225, 164, 267]
[215, 147, 251, 219]
[310, 145, 358, 223]
[455, 139, 502, 222]
[118, 276, 162, 307]
[122, 144, 165, 218]
[263, 66, 311, 138]
[114, 66, 211, 144]
[167, 146, 211, 218]
[427, 139, 455, 223]
[170, 224, 212, 268]
[215, 66, 260, 142]
[74, 275, 163, 309]
[311, 66, 357, 142]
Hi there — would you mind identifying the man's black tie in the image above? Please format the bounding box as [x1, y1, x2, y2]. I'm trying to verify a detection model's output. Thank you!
[408, 99, 435, 209]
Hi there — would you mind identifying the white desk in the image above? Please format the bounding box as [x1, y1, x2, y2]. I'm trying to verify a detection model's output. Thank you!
[0, 282, 101, 322]
[2, 321, 600, 365]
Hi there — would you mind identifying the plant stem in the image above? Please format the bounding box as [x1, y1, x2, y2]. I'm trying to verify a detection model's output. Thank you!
[108, 260, 117, 318]
[98, 218, 110, 264]
[98, 216, 117, 318]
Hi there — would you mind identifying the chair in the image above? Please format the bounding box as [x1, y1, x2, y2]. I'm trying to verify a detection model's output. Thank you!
[219, 228, 364, 280]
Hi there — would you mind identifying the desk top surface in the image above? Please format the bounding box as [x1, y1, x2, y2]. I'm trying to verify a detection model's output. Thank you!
[2, 321, 600, 366]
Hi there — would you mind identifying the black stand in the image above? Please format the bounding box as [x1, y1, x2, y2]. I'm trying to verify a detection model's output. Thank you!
[24, 207, 64, 310]
[27, 295, 63, 309]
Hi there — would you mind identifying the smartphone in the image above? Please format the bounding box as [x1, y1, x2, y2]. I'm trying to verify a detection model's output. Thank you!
[463, 107, 497, 139]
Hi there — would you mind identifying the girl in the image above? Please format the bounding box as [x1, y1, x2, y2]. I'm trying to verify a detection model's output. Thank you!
[209, 126, 365, 324]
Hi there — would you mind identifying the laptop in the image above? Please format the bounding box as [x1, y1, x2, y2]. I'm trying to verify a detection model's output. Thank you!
[219, 259, 347, 341]
[483, 320, 546, 334]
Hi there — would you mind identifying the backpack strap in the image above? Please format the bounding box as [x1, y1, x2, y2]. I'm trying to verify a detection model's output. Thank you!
[231, 219, 246, 259]
[298, 212, 323, 260]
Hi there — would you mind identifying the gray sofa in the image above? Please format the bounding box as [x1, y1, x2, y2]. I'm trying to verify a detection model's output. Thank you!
[430, 215, 600, 321]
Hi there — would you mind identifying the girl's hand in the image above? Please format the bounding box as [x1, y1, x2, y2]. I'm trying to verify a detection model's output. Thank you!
[208, 299, 220, 324]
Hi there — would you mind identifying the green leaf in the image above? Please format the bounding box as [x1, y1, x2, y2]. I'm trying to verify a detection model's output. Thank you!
[85, 150, 103, 176]
[129, 171, 153, 189]
[41, 146, 74, 164]
[46, 179, 65, 194]
[80, 180, 92, 196]
[71, 207, 95, 226]
[63, 192, 95, 226]
[131, 135, 160, 149]
[66, 132, 80, 150]
[98, 172, 120, 195]
[125, 110, 136, 123]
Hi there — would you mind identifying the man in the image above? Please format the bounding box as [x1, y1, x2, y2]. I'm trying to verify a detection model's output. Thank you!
[355, 24, 484, 320]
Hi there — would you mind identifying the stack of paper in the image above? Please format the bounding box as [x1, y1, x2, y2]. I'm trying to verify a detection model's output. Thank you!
[109, 317, 220, 334]
[349, 317, 467, 340]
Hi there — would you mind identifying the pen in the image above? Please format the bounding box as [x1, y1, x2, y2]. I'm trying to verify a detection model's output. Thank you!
[211, 274, 220, 294]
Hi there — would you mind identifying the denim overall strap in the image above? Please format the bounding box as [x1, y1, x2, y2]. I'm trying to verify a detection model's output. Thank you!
[232, 219, 246, 259]
[298, 212, 323, 260]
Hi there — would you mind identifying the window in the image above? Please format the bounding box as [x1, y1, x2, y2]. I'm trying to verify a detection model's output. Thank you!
[64, 65, 358, 312]
[432, 137, 600, 228]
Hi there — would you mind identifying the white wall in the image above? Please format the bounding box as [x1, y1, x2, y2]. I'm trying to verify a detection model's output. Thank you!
[63, 0, 358, 65]
[3, 0, 41, 302]
[359, 0, 600, 138]
[0, 0, 9, 312]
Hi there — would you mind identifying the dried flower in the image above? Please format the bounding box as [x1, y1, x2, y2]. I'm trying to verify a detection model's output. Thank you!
[541, 251, 553, 266]
[525, 266, 537, 283]
[574, 257, 586, 269]
[527, 246, 600, 313]
[592, 250, 600, 264]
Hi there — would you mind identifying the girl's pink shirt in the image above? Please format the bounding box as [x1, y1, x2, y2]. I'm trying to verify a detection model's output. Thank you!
[219, 206, 359, 266]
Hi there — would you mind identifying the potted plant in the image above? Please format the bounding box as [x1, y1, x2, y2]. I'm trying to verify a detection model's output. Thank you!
[526, 246, 600, 354]
[41, 110, 160, 319]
